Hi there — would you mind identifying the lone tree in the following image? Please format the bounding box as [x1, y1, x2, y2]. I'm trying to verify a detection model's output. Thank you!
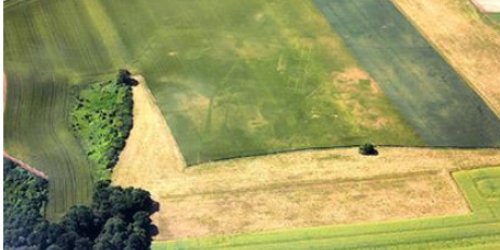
[359, 143, 378, 156]
[118, 69, 139, 86]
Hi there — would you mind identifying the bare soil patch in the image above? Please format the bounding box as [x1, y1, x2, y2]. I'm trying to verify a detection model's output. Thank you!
[392, 0, 500, 118]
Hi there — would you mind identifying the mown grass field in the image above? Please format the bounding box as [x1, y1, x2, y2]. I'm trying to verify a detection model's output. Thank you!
[151, 167, 500, 249]
[313, 0, 500, 147]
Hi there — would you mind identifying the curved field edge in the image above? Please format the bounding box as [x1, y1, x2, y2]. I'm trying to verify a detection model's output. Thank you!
[3, 73, 94, 220]
[151, 167, 500, 250]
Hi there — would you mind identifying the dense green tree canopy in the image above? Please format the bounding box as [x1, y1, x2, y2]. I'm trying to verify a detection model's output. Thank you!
[4, 159, 156, 250]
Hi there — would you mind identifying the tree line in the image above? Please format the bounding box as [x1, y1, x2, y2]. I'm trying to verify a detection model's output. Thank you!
[4, 158, 157, 250]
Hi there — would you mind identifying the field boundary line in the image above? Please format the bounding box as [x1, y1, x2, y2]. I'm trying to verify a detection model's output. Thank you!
[3, 152, 49, 180]
[190, 145, 500, 168]
[446, 169, 474, 213]
[391, 0, 500, 121]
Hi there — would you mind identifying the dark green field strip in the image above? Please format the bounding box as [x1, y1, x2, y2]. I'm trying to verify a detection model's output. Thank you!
[312, 0, 500, 147]
[155, 167, 500, 250]
[4, 73, 94, 220]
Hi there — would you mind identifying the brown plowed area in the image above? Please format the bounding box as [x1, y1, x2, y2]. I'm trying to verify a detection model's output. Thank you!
[113, 77, 500, 240]
[392, 0, 500, 118]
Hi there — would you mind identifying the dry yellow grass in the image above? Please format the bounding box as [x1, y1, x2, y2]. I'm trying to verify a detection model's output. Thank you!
[113, 76, 186, 185]
[157, 170, 469, 239]
[113, 78, 500, 240]
[392, 0, 500, 118]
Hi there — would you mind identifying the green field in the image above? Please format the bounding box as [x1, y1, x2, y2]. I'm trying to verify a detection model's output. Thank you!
[4, 0, 423, 167]
[5, 0, 500, 219]
[153, 167, 500, 249]
[107, 0, 425, 164]
[313, 0, 500, 147]
[490, 13, 500, 23]
[3, 75, 94, 220]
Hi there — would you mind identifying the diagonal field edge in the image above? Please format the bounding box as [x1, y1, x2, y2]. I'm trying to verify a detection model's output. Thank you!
[312, 0, 500, 147]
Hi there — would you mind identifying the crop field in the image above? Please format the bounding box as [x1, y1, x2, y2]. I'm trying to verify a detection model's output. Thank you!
[313, 0, 500, 147]
[151, 167, 500, 249]
[4, 0, 118, 218]
[4, 0, 425, 168]
[391, 0, 500, 117]
[113, 93, 500, 241]
[112, 0, 424, 164]
[3, 75, 93, 220]
[6, 0, 500, 243]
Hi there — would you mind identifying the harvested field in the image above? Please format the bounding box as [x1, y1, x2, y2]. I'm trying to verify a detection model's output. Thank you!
[392, 0, 500, 118]
[313, 0, 500, 147]
[113, 76, 186, 182]
[153, 167, 500, 249]
[158, 171, 469, 239]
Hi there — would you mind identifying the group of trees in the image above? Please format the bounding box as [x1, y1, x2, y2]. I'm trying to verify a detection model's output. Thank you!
[71, 70, 136, 179]
[4, 159, 156, 250]
[4, 158, 49, 249]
